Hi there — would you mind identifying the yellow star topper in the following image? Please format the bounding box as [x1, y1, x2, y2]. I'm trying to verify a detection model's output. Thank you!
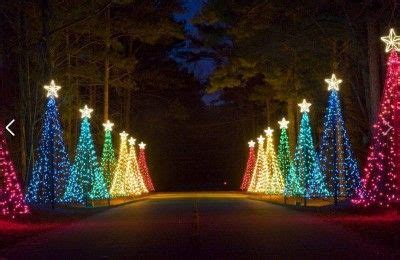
[44, 80, 61, 98]
[248, 140, 255, 148]
[298, 99, 311, 113]
[128, 137, 136, 146]
[278, 118, 289, 129]
[325, 73, 342, 91]
[103, 120, 114, 131]
[139, 142, 146, 149]
[120, 131, 129, 139]
[264, 127, 274, 137]
[381, 28, 400, 53]
[257, 135, 265, 144]
[79, 105, 93, 119]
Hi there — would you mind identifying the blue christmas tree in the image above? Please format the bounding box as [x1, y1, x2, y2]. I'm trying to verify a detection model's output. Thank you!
[26, 80, 72, 204]
[319, 74, 360, 201]
[286, 99, 330, 198]
[64, 105, 109, 203]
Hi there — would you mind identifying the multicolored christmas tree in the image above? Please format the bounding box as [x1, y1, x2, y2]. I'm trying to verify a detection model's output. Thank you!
[100, 120, 117, 189]
[26, 80, 71, 204]
[248, 135, 267, 192]
[286, 99, 330, 198]
[277, 118, 291, 183]
[64, 105, 109, 203]
[0, 124, 30, 218]
[353, 29, 400, 207]
[319, 74, 360, 201]
[127, 138, 148, 195]
[110, 132, 131, 197]
[138, 142, 155, 192]
[240, 140, 256, 191]
[264, 128, 284, 194]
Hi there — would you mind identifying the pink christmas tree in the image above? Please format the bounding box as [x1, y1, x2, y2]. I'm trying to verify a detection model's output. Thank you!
[138, 142, 155, 192]
[240, 140, 256, 191]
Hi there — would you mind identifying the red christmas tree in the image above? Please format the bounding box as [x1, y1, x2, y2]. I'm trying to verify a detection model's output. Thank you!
[240, 140, 256, 191]
[138, 142, 155, 192]
[353, 29, 400, 207]
[0, 123, 29, 218]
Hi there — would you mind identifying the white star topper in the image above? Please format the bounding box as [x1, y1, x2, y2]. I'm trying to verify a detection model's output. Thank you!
[120, 131, 129, 139]
[278, 118, 289, 129]
[44, 80, 61, 98]
[257, 135, 265, 143]
[139, 142, 146, 149]
[79, 105, 93, 119]
[381, 28, 400, 53]
[264, 127, 274, 137]
[128, 137, 136, 146]
[298, 99, 311, 113]
[103, 120, 114, 131]
[325, 74, 342, 91]
[248, 140, 255, 148]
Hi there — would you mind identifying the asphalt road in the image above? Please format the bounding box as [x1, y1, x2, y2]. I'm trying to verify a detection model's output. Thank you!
[1, 193, 390, 259]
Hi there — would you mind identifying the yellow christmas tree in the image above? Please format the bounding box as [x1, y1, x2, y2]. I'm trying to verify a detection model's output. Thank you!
[110, 131, 130, 197]
[264, 127, 285, 194]
[127, 137, 148, 195]
[248, 135, 268, 192]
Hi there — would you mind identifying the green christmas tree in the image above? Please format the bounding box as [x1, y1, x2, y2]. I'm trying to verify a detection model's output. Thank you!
[277, 118, 291, 183]
[64, 105, 109, 203]
[286, 99, 330, 198]
[100, 120, 117, 189]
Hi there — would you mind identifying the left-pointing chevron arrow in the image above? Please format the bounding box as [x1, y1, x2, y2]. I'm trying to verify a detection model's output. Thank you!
[6, 119, 15, 136]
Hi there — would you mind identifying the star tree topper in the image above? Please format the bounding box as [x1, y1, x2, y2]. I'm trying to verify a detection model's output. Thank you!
[381, 28, 400, 53]
[325, 74, 342, 91]
[278, 118, 289, 129]
[298, 99, 311, 113]
[79, 105, 93, 119]
[248, 140, 255, 148]
[103, 120, 114, 131]
[128, 137, 136, 146]
[120, 131, 129, 139]
[44, 80, 61, 98]
[257, 135, 265, 144]
[264, 127, 274, 137]
[139, 142, 147, 149]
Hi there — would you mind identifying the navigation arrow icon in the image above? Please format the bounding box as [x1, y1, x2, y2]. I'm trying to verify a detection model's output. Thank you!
[6, 119, 15, 136]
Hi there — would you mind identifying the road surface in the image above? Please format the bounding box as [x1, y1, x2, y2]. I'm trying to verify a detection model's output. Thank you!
[1, 192, 389, 259]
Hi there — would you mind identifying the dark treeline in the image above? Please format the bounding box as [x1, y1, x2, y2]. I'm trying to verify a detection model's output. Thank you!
[0, 1, 399, 191]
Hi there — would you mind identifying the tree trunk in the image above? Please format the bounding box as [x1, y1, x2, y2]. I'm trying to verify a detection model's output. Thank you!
[124, 88, 131, 132]
[287, 98, 296, 154]
[366, 18, 381, 125]
[39, 0, 52, 81]
[103, 6, 111, 121]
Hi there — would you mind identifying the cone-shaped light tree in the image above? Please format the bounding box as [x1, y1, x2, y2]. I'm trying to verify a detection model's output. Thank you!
[26, 80, 71, 204]
[248, 135, 268, 192]
[240, 140, 256, 191]
[64, 105, 109, 203]
[128, 138, 148, 195]
[319, 74, 360, 201]
[110, 131, 130, 197]
[353, 29, 400, 207]
[277, 118, 291, 183]
[264, 128, 284, 194]
[100, 120, 117, 189]
[286, 99, 330, 198]
[138, 142, 155, 192]
[0, 124, 30, 218]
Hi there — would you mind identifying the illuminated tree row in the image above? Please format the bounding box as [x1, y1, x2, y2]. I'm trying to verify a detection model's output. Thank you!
[138, 142, 155, 192]
[0, 124, 30, 218]
[353, 29, 400, 207]
[264, 128, 284, 194]
[240, 140, 256, 191]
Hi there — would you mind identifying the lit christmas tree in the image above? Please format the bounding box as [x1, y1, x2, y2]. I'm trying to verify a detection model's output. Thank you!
[100, 120, 117, 189]
[110, 131, 131, 197]
[64, 105, 109, 203]
[286, 99, 330, 198]
[138, 142, 155, 192]
[353, 29, 400, 207]
[319, 74, 360, 202]
[127, 138, 148, 195]
[277, 118, 291, 182]
[0, 124, 30, 218]
[240, 140, 256, 191]
[248, 135, 268, 192]
[264, 127, 284, 194]
[26, 80, 72, 205]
